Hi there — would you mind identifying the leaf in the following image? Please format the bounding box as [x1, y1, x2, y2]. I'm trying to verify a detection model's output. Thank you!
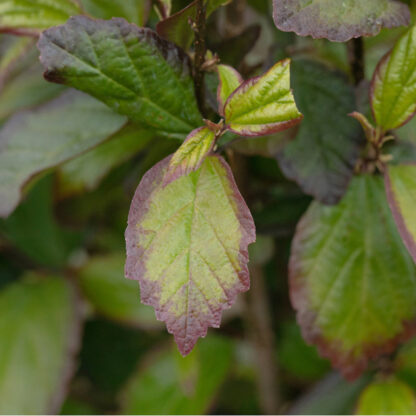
[38, 16, 202, 138]
[125, 155, 255, 355]
[58, 124, 153, 196]
[277, 60, 362, 204]
[371, 25, 416, 131]
[78, 254, 162, 329]
[223, 59, 303, 137]
[155, 0, 171, 19]
[156, 0, 231, 50]
[385, 163, 416, 263]
[0, 0, 82, 35]
[290, 174, 416, 379]
[164, 127, 216, 185]
[80, 0, 151, 26]
[355, 378, 416, 415]
[0, 274, 81, 414]
[217, 64, 243, 117]
[121, 336, 233, 414]
[273, 0, 411, 42]
[0, 90, 126, 217]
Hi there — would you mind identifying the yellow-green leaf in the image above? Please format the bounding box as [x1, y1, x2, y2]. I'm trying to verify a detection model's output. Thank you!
[125, 155, 255, 355]
[217, 64, 243, 116]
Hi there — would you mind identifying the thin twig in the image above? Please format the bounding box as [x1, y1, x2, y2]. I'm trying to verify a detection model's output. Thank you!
[347, 37, 365, 85]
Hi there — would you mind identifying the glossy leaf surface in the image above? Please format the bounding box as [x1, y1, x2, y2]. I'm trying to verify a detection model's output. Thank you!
[385, 163, 416, 264]
[217, 64, 243, 116]
[164, 127, 216, 185]
[224, 59, 303, 137]
[356, 378, 416, 415]
[0, 275, 81, 414]
[290, 174, 416, 379]
[372, 26, 416, 131]
[121, 337, 233, 414]
[277, 60, 362, 204]
[125, 155, 255, 355]
[0, 0, 82, 35]
[38, 16, 201, 138]
[273, 0, 410, 42]
[0, 90, 126, 217]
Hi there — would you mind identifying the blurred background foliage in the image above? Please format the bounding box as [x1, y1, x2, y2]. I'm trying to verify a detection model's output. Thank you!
[1, 0, 416, 414]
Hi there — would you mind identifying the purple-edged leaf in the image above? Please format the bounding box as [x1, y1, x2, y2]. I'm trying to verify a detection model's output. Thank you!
[125, 155, 255, 355]
[371, 25, 416, 131]
[0, 90, 126, 218]
[290, 174, 416, 380]
[0, 0, 82, 36]
[223, 59, 303, 137]
[277, 60, 362, 204]
[38, 16, 201, 138]
[0, 274, 82, 414]
[164, 127, 216, 185]
[156, 0, 231, 50]
[273, 0, 411, 42]
[217, 64, 243, 117]
[385, 163, 416, 264]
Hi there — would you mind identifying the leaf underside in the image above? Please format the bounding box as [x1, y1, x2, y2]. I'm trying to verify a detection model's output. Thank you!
[273, 0, 410, 42]
[371, 25, 416, 131]
[125, 155, 255, 355]
[38, 16, 201, 138]
[290, 174, 416, 380]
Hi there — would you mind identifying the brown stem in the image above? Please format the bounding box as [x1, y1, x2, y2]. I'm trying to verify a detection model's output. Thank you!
[347, 37, 365, 86]
[193, 0, 207, 117]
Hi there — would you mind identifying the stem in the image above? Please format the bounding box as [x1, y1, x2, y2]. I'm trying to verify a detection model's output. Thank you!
[194, 0, 207, 117]
[348, 37, 365, 85]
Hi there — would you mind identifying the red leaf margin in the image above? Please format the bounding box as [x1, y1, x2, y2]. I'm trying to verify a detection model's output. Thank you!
[125, 154, 256, 356]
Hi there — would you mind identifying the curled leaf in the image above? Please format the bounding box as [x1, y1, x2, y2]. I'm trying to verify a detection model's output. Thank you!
[217, 64, 243, 117]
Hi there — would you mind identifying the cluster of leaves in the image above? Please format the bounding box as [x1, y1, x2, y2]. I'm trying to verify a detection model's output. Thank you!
[2, 0, 416, 414]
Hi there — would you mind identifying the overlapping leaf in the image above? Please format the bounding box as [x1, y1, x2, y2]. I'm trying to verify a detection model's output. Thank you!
[217, 64, 243, 116]
[0, 275, 81, 414]
[355, 378, 416, 415]
[371, 25, 416, 131]
[277, 60, 362, 204]
[385, 163, 416, 264]
[125, 155, 255, 355]
[273, 0, 410, 42]
[164, 127, 216, 185]
[290, 174, 416, 379]
[0, 90, 126, 217]
[38, 16, 202, 138]
[0, 0, 82, 35]
[223, 59, 303, 137]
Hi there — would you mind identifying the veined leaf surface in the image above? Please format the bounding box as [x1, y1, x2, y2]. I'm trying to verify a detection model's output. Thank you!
[290, 174, 416, 379]
[273, 0, 410, 42]
[0, 0, 82, 35]
[371, 26, 416, 131]
[224, 59, 303, 137]
[385, 163, 416, 264]
[38, 16, 201, 138]
[125, 155, 255, 355]
[217, 64, 243, 116]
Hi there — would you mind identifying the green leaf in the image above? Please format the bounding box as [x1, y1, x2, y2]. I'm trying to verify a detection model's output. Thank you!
[125, 155, 256, 355]
[273, 0, 411, 42]
[217, 64, 243, 116]
[0, 0, 82, 35]
[223, 59, 303, 137]
[164, 127, 216, 185]
[385, 163, 416, 263]
[290, 174, 416, 379]
[81, 0, 151, 26]
[155, 0, 171, 19]
[0, 274, 81, 414]
[78, 253, 162, 329]
[38, 16, 202, 138]
[121, 336, 233, 414]
[277, 60, 362, 204]
[0, 90, 126, 217]
[58, 124, 153, 196]
[156, 0, 231, 50]
[355, 377, 416, 415]
[371, 25, 416, 131]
